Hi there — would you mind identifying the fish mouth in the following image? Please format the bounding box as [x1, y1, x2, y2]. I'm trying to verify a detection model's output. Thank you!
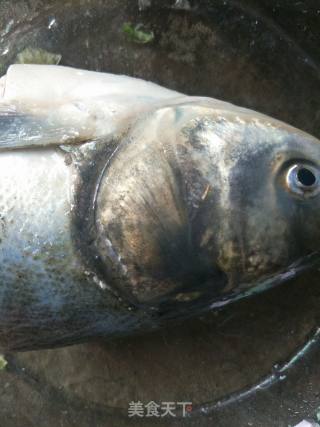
[209, 251, 320, 310]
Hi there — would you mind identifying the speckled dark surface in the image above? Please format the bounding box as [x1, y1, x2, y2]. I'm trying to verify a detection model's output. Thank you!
[0, 1, 319, 426]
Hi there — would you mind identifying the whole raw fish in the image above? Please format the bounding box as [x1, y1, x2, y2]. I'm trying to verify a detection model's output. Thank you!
[0, 65, 319, 350]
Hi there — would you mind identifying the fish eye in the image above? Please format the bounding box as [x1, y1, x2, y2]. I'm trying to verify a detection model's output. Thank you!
[286, 163, 320, 197]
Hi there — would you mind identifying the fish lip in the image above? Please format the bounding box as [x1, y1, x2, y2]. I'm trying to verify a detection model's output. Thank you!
[209, 251, 320, 310]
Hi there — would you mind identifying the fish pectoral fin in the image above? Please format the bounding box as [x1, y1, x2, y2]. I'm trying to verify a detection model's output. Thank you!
[0, 103, 95, 150]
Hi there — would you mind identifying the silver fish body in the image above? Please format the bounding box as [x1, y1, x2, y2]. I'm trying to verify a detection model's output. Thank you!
[0, 65, 320, 351]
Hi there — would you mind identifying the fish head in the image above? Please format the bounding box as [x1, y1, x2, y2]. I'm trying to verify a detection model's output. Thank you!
[91, 100, 320, 314]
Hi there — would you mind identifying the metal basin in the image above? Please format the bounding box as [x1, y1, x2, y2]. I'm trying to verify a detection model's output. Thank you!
[0, 1, 319, 426]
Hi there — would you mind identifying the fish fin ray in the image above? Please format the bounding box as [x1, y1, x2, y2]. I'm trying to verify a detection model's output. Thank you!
[0, 104, 88, 150]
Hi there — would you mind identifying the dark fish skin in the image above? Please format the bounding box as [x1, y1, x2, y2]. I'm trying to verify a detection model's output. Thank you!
[0, 68, 320, 350]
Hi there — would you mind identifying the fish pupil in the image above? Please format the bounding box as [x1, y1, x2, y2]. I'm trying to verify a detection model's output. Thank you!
[297, 167, 316, 187]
